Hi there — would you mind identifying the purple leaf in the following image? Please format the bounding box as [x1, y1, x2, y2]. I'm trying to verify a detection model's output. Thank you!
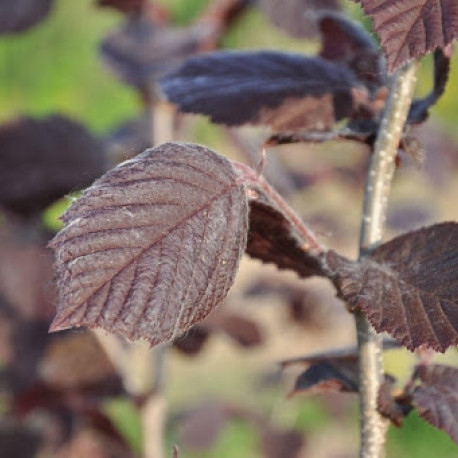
[172, 326, 210, 356]
[412, 364, 458, 445]
[291, 357, 359, 395]
[259, 0, 340, 38]
[160, 51, 364, 131]
[100, 16, 212, 92]
[377, 376, 412, 426]
[357, 0, 458, 72]
[0, 115, 106, 217]
[318, 12, 384, 91]
[0, 0, 54, 35]
[49, 143, 249, 346]
[179, 401, 229, 451]
[326, 222, 458, 352]
[408, 47, 453, 124]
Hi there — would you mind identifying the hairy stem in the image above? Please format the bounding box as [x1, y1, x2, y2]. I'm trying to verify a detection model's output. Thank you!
[233, 160, 325, 253]
[357, 61, 418, 458]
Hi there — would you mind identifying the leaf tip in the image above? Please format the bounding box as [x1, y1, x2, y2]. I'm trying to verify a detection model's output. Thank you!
[49, 315, 75, 333]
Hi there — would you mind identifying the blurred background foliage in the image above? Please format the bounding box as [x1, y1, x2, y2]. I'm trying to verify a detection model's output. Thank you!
[0, 1, 457, 457]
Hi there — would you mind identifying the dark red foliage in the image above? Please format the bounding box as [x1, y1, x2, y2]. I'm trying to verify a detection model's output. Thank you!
[412, 364, 458, 445]
[49, 143, 249, 346]
[173, 326, 211, 356]
[326, 223, 458, 352]
[293, 359, 359, 395]
[377, 376, 412, 426]
[0, 115, 106, 217]
[289, 354, 359, 396]
[319, 12, 384, 91]
[357, 0, 458, 72]
[160, 51, 363, 131]
[0, 424, 42, 458]
[408, 47, 453, 123]
[247, 192, 325, 278]
[0, 0, 54, 35]
[173, 309, 263, 355]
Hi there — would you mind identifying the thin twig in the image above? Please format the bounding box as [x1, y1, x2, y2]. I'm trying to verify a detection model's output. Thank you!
[357, 61, 419, 458]
[265, 128, 373, 147]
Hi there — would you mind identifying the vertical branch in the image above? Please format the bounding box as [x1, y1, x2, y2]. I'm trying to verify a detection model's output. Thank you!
[357, 61, 418, 457]
[141, 90, 174, 458]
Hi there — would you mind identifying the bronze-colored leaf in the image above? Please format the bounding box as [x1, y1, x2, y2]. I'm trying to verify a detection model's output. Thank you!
[413, 364, 458, 445]
[326, 222, 458, 352]
[358, 0, 458, 72]
[50, 143, 249, 346]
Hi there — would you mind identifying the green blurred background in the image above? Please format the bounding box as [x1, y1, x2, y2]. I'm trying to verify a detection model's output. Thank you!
[1, 1, 457, 457]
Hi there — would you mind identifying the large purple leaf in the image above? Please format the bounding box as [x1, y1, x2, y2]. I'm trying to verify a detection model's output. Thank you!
[412, 364, 458, 445]
[357, 0, 458, 72]
[0, 0, 54, 35]
[259, 0, 340, 38]
[326, 223, 458, 352]
[160, 51, 363, 131]
[49, 143, 249, 346]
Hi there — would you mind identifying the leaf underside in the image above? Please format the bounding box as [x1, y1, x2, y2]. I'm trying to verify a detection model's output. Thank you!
[50, 143, 249, 346]
[160, 51, 361, 131]
[326, 223, 458, 352]
[246, 197, 325, 278]
[413, 364, 458, 445]
[358, 0, 458, 72]
[292, 357, 359, 395]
